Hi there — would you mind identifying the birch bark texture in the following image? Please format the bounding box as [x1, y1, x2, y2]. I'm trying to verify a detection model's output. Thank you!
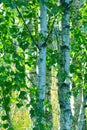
[77, 91, 86, 130]
[58, 0, 71, 130]
[39, 0, 47, 103]
[38, 0, 47, 125]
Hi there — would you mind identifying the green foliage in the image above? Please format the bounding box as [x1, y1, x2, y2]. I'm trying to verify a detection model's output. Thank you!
[1, 116, 8, 121]
[3, 123, 9, 129]
[0, 0, 87, 129]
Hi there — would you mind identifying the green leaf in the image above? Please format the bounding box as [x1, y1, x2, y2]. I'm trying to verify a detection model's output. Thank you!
[26, 104, 30, 108]
[19, 91, 26, 99]
[5, 96, 10, 104]
[8, 128, 14, 130]
[16, 102, 23, 108]
[1, 115, 8, 121]
[3, 123, 8, 129]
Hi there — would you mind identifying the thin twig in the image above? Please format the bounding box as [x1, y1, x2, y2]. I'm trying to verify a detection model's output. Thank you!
[26, 76, 36, 87]
[11, 1, 39, 49]
[45, 14, 58, 45]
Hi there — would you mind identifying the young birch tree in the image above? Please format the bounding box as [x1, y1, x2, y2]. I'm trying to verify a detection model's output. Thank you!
[34, 0, 47, 129]
[38, 0, 47, 106]
[58, 0, 71, 129]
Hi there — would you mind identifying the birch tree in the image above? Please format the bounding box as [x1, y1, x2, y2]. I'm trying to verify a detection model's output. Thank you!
[38, 0, 47, 110]
[58, 0, 71, 129]
[70, 1, 87, 129]
[33, 0, 47, 129]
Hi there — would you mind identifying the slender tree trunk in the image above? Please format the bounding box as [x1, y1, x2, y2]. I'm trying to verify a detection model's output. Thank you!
[51, 66, 59, 130]
[33, 0, 47, 129]
[58, 1, 71, 130]
[45, 66, 53, 129]
[77, 91, 86, 130]
[38, 0, 47, 103]
[38, 0, 47, 117]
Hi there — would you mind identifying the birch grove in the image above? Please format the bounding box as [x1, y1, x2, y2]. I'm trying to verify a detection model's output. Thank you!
[0, 0, 87, 130]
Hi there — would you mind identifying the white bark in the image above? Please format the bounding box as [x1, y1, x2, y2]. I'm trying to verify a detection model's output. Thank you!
[38, 0, 47, 108]
[77, 91, 86, 130]
[58, 0, 71, 130]
[33, 0, 47, 128]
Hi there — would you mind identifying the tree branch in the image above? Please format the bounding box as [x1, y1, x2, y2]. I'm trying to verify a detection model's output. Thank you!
[11, 1, 39, 49]
[44, 14, 58, 45]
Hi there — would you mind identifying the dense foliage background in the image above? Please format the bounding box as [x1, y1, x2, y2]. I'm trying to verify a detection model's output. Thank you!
[0, 0, 87, 130]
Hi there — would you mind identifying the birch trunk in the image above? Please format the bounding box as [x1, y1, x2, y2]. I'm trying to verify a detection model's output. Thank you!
[77, 91, 86, 130]
[58, 0, 71, 130]
[51, 67, 59, 130]
[38, 0, 47, 112]
[39, 0, 47, 104]
[45, 66, 53, 129]
[33, 0, 47, 129]
[71, 90, 83, 130]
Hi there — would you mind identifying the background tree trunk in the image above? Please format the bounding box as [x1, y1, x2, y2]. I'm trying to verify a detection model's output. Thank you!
[77, 91, 86, 130]
[45, 66, 53, 129]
